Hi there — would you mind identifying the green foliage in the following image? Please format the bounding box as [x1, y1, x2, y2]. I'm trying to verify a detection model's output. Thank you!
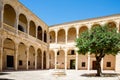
[76, 25, 120, 56]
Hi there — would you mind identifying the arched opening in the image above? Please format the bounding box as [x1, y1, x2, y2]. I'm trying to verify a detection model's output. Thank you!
[57, 50, 65, 69]
[37, 26, 42, 40]
[29, 21, 36, 37]
[106, 22, 116, 29]
[37, 48, 42, 69]
[79, 26, 88, 36]
[43, 51, 46, 69]
[49, 31, 55, 43]
[67, 49, 76, 69]
[29, 46, 35, 69]
[44, 31, 47, 43]
[49, 50, 55, 69]
[19, 14, 27, 33]
[91, 24, 101, 29]
[68, 27, 76, 42]
[4, 4, 16, 27]
[3, 38, 15, 70]
[18, 42, 26, 70]
[57, 29, 65, 43]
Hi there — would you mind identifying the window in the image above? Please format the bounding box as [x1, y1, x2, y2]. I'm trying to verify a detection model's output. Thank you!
[106, 62, 111, 67]
[57, 51, 59, 55]
[82, 62, 85, 67]
[19, 60, 22, 66]
[28, 61, 30, 66]
[18, 25, 24, 32]
[71, 50, 75, 55]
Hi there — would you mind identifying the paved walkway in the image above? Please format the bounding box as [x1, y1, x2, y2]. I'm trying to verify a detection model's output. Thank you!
[0, 70, 120, 80]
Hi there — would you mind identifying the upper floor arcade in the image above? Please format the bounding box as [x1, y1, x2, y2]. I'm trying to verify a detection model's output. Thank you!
[0, 0, 48, 45]
[49, 14, 120, 45]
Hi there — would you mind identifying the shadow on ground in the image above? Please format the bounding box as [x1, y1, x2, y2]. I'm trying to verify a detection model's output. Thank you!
[81, 73, 120, 77]
[0, 73, 10, 75]
[0, 78, 14, 80]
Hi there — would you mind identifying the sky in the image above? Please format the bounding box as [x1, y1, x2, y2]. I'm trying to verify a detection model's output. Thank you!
[19, 0, 120, 26]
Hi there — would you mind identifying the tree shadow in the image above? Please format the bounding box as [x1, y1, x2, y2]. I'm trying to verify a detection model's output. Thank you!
[81, 73, 120, 77]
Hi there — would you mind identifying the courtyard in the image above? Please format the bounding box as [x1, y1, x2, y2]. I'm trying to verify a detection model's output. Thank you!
[0, 70, 120, 80]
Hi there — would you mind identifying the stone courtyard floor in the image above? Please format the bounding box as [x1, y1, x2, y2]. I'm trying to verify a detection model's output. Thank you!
[0, 70, 120, 80]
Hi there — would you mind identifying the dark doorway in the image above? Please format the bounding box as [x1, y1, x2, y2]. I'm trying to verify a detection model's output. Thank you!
[70, 59, 75, 69]
[7, 55, 14, 68]
[92, 61, 97, 70]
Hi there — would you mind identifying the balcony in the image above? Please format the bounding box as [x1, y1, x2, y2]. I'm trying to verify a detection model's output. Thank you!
[2, 23, 48, 46]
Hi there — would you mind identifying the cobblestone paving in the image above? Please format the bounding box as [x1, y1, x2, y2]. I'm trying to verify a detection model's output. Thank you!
[0, 70, 120, 80]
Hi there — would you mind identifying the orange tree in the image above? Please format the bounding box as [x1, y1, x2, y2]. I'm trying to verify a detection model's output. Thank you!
[76, 25, 120, 76]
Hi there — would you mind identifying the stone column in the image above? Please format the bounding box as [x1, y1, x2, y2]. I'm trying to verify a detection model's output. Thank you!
[42, 30, 44, 42]
[0, 3, 3, 28]
[41, 51, 43, 69]
[27, 20, 30, 36]
[26, 47, 29, 70]
[101, 58, 103, 71]
[36, 26, 38, 39]
[76, 25, 79, 38]
[15, 13, 19, 34]
[55, 29, 58, 44]
[0, 39, 3, 71]
[76, 52, 78, 70]
[116, 21, 119, 33]
[87, 52, 90, 70]
[35, 49, 37, 69]
[65, 49, 67, 70]
[15, 43, 18, 70]
[54, 49, 57, 69]
[65, 28, 68, 44]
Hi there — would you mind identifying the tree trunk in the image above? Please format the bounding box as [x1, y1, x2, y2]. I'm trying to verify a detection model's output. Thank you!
[96, 57, 102, 76]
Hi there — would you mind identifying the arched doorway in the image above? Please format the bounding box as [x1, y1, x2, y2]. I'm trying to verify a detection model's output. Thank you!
[49, 31, 55, 43]
[19, 14, 27, 33]
[4, 4, 16, 27]
[18, 42, 26, 70]
[29, 21, 36, 37]
[68, 27, 76, 42]
[44, 31, 47, 43]
[57, 29, 65, 43]
[37, 48, 42, 69]
[79, 26, 88, 36]
[29, 46, 35, 69]
[37, 26, 42, 40]
[49, 50, 55, 69]
[3, 38, 15, 70]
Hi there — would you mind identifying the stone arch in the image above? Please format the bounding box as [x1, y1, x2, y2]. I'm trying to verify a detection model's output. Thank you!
[106, 21, 116, 29]
[57, 29, 65, 43]
[91, 24, 101, 29]
[57, 50, 65, 69]
[43, 51, 46, 69]
[18, 14, 28, 33]
[3, 4, 16, 27]
[44, 30, 47, 43]
[49, 50, 55, 69]
[37, 48, 42, 69]
[3, 38, 15, 70]
[79, 26, 88, 36]
[49, 31, 55, 43]
[37, 26, 42, 40]
[68, 27, 76, 42]
[29, 46, 35, 69]
[18, 42, 26, 70]
[29, 21, 36, 37]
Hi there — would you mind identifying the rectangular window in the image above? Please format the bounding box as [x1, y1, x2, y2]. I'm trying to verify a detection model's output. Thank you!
[19, 60, 22, 66]
[71, 50, 75, 55]
[106, 62, 111, 67]
[57, 51, 59, 55]
[82, 62, 85, 67]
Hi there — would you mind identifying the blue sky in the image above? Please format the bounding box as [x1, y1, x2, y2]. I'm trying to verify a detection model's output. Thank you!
[19, 0, 120, 26]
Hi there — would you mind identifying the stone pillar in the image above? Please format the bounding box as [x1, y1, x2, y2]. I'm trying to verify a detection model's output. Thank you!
[115, 53, 120, 72]
[76, 52, 78, 70]
[87, 52, 90, 70]
[76, 25, 79, 38]
[27, 20, 30, 35]
[54, 49, 57, 69]
[36, 26, 38, 39]
[42, 30, 44, 42]
[65, 28, 68, 44]
[26, 47, 29, 70]
[65, 49, 67, 70]
[101, 58, 103, 71]
[0, 39, 3, 71]
[41, 51, 43, 69]
[35, 49, 37, 69]
[15, 43, 18, 70]
[116, 21, 119, 33]
[0, 3, 3, 28]
[55, 29, 58, 44]
[15, 13, 19, 34]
